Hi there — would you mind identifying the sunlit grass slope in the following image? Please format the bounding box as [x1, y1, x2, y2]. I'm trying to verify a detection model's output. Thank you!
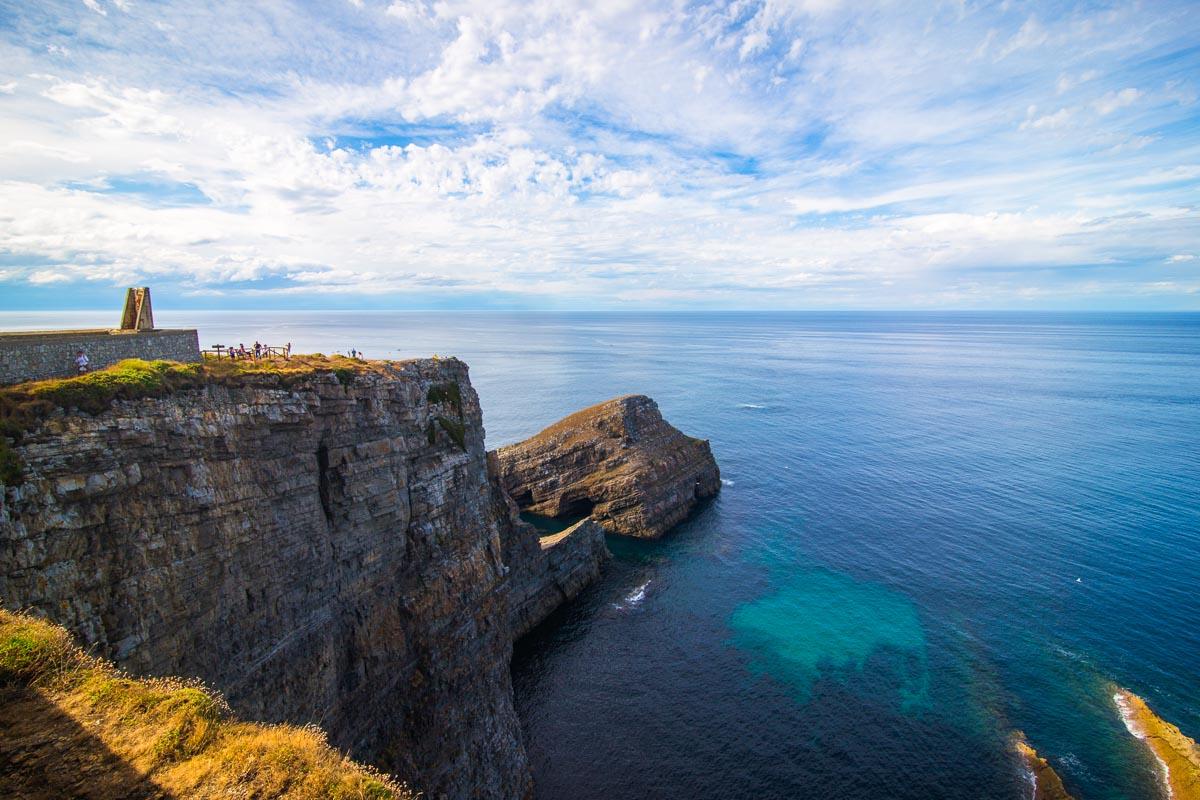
[0, 608, 411, 799]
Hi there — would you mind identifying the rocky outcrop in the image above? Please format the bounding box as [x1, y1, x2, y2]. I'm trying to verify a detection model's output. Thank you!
[0, 362, 718, 797]
[1114, 687, 1200, 800]
[1011, 733, 1076, 800]
[494, 395, 720, 538]
[0, 359, 528, 800]
[489, 454, 609, 638]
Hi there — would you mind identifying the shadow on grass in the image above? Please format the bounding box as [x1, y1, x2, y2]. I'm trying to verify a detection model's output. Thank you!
[0, 686, 172, 800]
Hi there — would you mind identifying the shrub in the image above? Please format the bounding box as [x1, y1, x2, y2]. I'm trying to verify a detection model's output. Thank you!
[436, 416, 467, 451]
[426, 382, 462, 414]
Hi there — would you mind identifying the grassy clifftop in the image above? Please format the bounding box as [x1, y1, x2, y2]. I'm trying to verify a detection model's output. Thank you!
[0, 609, 412, 799]
[0, 355, 407, 484]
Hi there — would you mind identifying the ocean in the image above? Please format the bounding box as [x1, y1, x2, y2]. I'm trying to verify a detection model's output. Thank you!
[4, 309, 1198, 799]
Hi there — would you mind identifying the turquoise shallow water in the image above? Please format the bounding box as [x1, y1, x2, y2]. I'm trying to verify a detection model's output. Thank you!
[4, 310, 1198, 798]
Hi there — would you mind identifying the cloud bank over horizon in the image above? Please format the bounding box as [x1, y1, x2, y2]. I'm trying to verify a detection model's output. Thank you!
[0, 0, 1197, 310]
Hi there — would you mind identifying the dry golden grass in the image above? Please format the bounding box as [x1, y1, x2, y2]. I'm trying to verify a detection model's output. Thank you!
[0, 609, 412, 800]
[521, 395, 638, 447]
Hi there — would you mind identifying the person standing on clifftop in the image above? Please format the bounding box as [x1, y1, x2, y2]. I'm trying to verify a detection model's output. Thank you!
[75, 350, 89, 374]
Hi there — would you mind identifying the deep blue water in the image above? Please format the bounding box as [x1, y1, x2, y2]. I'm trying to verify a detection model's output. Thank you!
[4, 310, 1198, 799]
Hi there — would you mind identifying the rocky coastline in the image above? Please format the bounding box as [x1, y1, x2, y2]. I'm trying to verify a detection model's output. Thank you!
[0, 356, 719, 798]
[1113, 687, 1200, 800]
[494, 394, 721, 539]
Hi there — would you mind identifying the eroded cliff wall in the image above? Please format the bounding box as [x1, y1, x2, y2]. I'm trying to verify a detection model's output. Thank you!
[487, 456, 610, 639]
[495, 394, 721, 539]
[0, 359, 528, 799]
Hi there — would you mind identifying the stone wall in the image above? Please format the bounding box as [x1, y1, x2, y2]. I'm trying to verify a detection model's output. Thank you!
[0, 328, 200, 385]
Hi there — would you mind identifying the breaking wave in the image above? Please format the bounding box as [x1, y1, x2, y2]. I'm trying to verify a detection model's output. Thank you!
[613, 579, 651, 611]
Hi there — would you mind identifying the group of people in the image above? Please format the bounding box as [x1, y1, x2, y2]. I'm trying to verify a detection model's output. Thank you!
[226, 341, 291, 360]
[73, 341, 373, 374]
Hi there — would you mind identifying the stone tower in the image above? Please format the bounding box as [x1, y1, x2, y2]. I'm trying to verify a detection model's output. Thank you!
[118, 287, 155, 331]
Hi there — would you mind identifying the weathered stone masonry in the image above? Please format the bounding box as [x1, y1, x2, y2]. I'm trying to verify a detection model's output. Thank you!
[0, 328, 201, 385]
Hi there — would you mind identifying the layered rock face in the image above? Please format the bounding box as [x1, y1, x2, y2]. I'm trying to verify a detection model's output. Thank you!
[1, 366, 720, 797]
[0, 359, 528, 799]
[494, 395, 721, 538]
[489, 456, 610, 639]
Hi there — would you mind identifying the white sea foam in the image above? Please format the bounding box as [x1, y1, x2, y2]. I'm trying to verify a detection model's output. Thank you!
[1018, 763, 1037, 800]
[1058, 752, 1088, 779]
[1114, 691, 1174, 799]
[737, 403, 766, 409]
[721, 478, 734, 487]
[613, 579, 651, 611]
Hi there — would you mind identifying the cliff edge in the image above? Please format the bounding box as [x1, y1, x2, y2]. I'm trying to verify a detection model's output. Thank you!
[1, 356, 528, 799]
[0, 360, 720, 798]
[494, 395, 721, 538]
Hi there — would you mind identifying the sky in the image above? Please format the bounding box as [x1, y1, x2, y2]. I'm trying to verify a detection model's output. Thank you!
[0, 0, 1197, 311]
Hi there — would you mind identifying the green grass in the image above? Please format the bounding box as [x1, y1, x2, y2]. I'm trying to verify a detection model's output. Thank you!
[25, 359, 205, 414]
[0, 612, 78, 685]
[436, 416, 467, 450]
[426, 381, 463, 414]
[0, 355, 385, 487]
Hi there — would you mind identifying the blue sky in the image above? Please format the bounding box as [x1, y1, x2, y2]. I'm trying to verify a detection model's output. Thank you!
[0, 0, 1197, 310]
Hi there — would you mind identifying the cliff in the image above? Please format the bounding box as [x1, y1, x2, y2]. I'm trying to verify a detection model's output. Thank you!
[0, 356, 528, 799]
[494, 395, 721, 538]
[0, 359, 719, 797]
[488, 455, 610, 639]
[0, 608, 409, 799]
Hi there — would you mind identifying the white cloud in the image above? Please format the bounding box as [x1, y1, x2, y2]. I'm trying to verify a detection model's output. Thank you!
[82, 0, 106, 15]
[385, 1, 432, 23]
[1168, 254, 1196, 263]
[739, 31, 770, 61]
[999, 16, 1048, 58]
[1094, 87, 1141, 115]
[1056, 69, 1099, 94]
[0, 0, 1196, 308]
[0, 141, 91, 163]
[1020, 107, 1073, 130]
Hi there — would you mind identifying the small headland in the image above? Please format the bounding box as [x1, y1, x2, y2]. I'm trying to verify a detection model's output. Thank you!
[1113, 687, 1200, 800]
[494, 394, 721, 539]
[1011, 732, 1076, 800]
[0, 608, 410, 799]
